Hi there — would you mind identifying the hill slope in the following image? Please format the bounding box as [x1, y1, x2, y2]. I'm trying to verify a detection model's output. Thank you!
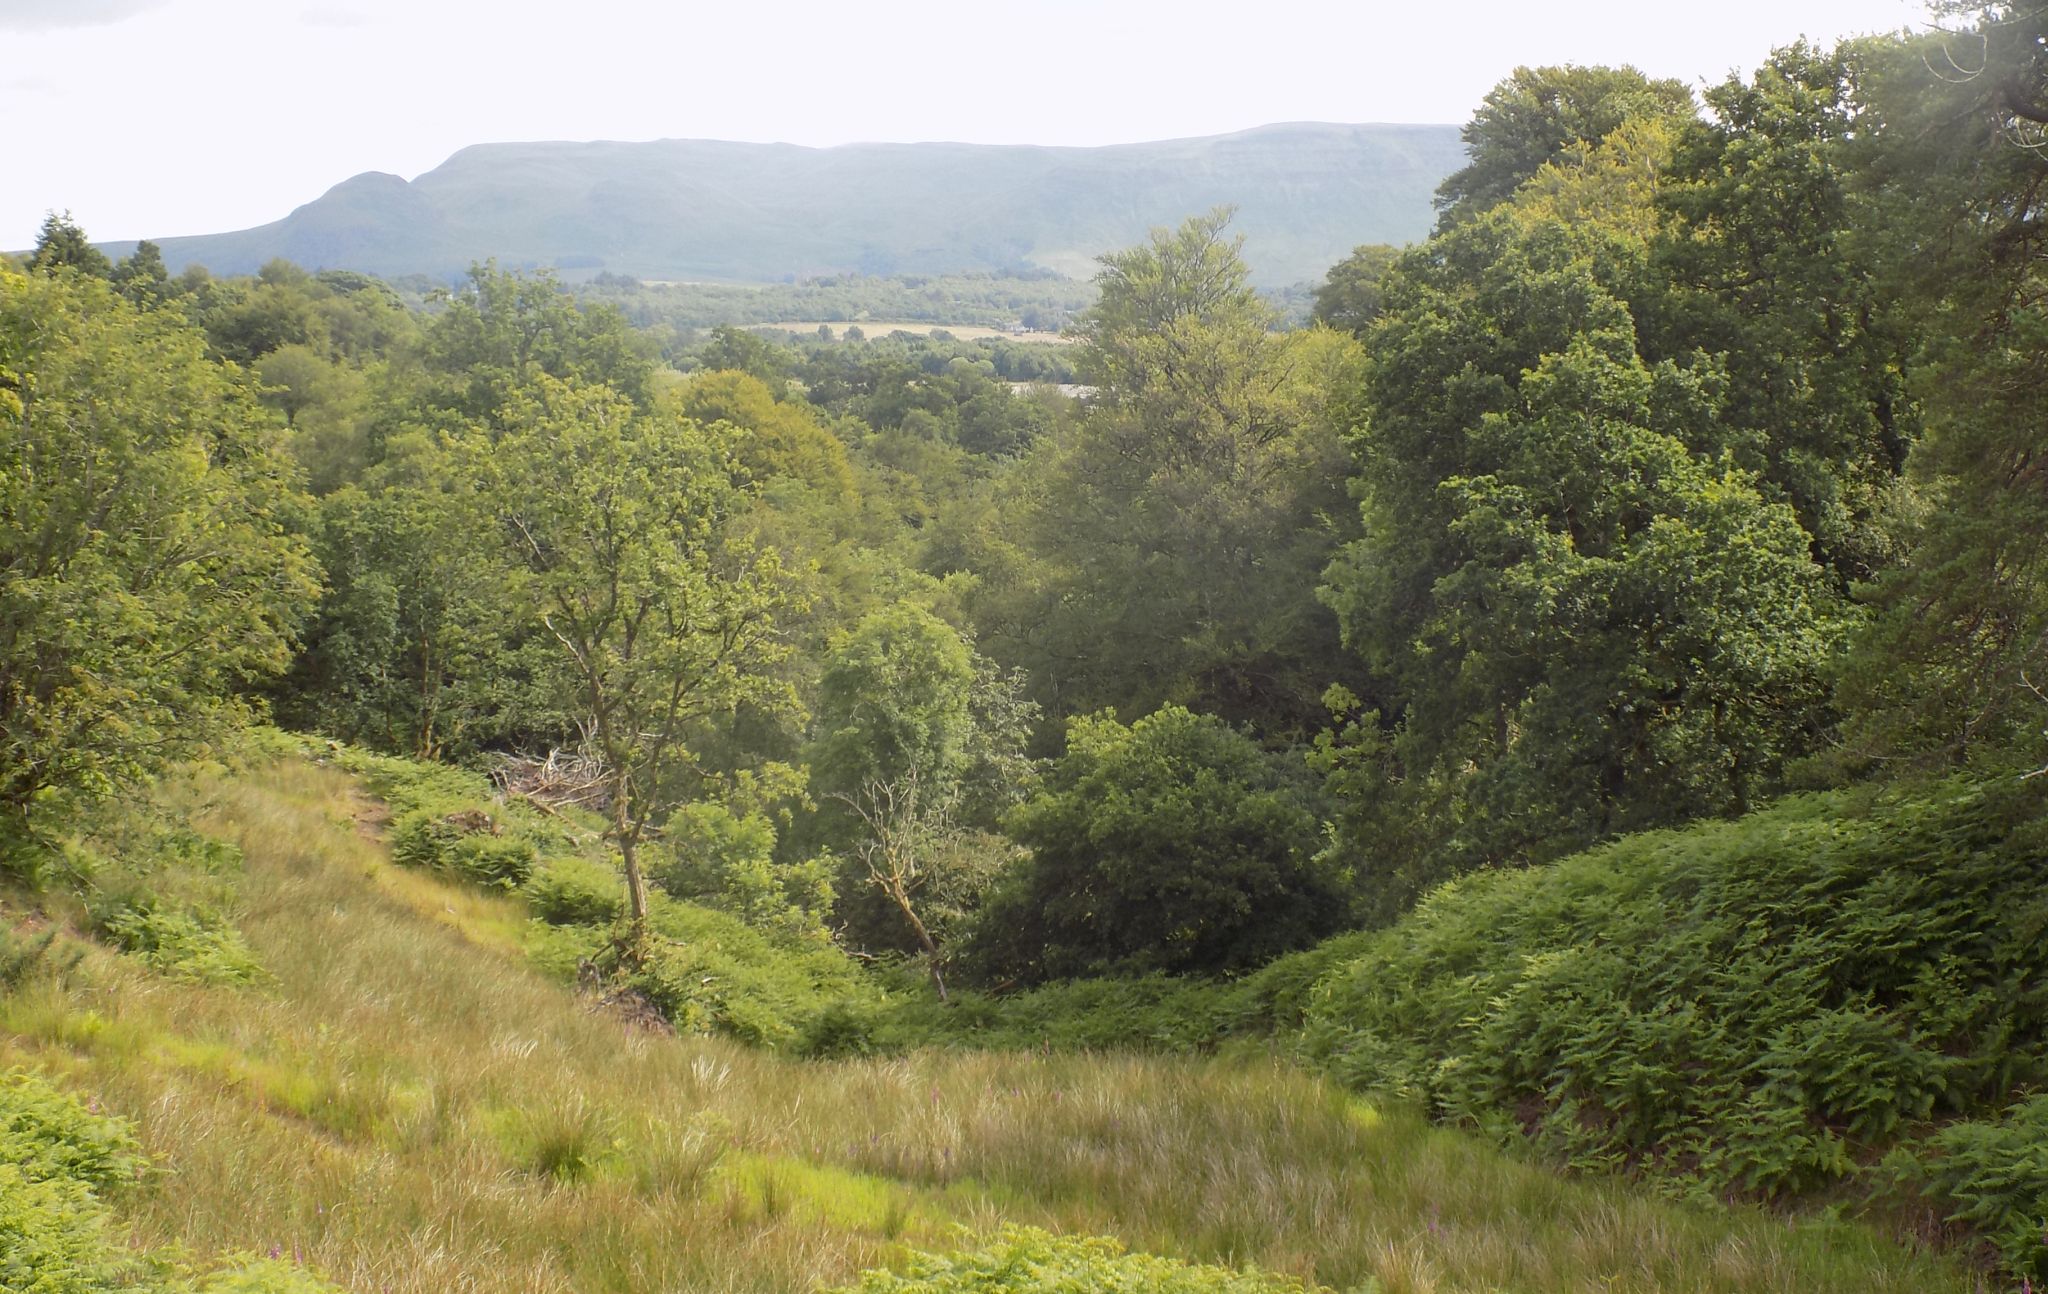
[0, 750, 1975, 1293]
[111, 124, 1466, 287]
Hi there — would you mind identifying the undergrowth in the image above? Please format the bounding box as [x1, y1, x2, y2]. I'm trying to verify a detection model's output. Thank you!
[826, 1226, 1336, 1293]
[1301, 774, 2048, 1276]
[0, 1065, 341, 1293]
[0, 748, 1975, 1293]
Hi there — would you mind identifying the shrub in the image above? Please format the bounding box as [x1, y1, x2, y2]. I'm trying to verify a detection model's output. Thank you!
[823, 1226, 1333, 1294]
[390, 808, 533, 889]
[1302, 775, 2048, 1209]
[447, 834, 535, 890]
[654, 802, 833, 940]
[96, 901, 268, 986]
[1888, 1095, 2048, 1280]
[0, 927, 80, 994]
[0, 1164, 129, 1294]
[796, 1001, 882, 1060]
[0, 1069, 347, 1294]
[972, 708, 1343, 982]
[524, 855, 625, 926]
[0, 1070, 149, 1294]
[0, 1070, 146, 1194]
[535, 895, 881, 1048]
[389, 808, 471, 871]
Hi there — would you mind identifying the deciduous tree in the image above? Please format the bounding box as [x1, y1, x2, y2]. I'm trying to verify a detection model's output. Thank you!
[972, 707, 1340, 981]
[0, 267, 317, 821]
[465, 377, 796, 940]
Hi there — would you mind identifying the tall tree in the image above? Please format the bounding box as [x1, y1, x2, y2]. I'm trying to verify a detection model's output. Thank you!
[109, 240, 172, 306]
[26, 212, 112, 279]
[1321, 93, 1854, 890]
[1653, 43, 1916, 585]
[1835, 6, 2048, 769]
[808, 603, 1035, 989]
[464, 377, 796, 940]
[1434, 65, 1696, 225]
[279, 430, 554, 760]
[0, 266, 317, 821]
[980, 210, 1368, 735]
[1310, 243, 1398, 336]
[421, 264, 657, 427]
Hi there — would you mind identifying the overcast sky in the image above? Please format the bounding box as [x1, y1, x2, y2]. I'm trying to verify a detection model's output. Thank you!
[2, 0, 1929, 249]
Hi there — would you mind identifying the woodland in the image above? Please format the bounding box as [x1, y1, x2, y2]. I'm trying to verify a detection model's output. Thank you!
[5, 5, 2048, 1293]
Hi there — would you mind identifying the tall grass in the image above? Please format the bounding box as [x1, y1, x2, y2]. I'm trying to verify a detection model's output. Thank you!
[0, 756, 1981, 1293]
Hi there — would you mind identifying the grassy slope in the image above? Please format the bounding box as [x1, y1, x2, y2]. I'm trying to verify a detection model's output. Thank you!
[0, 754, 1975, 1294]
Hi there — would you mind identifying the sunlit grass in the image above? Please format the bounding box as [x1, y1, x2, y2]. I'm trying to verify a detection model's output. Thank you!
[0, 755, 1982, 1293]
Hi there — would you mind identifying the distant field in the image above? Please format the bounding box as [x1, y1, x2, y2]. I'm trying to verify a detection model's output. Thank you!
[748, 320, 1076, 344]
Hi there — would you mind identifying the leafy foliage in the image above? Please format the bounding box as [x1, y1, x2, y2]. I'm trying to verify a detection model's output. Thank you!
[0, 1071, 146, 1193]
[1320, 72, 1866, 887]
[826, 1226, 1332, 1294]
[808, 604, 1034, 963]
[388, 809, 536, 890]
[981, 212, 1367, 736]
[1308, 243, 1397, 335]
[0, 1071, 344, 1294]
[0, 1070, 138, 1294]
[96, 902, 268, 986]
[0, 1166, 130, 1294]
[1434, 64, 1696, 224]
[1303, 775, 2048, 1219]
[538, 895, 881, 1049]
[0, 266, 318, 822]
[1833, 8, 2048, 773]
[655, 800, 833, 940]
[464, 375, 798, 931]
[1889, 1095, 2048, 1281]
[973, 708, 1342, 981]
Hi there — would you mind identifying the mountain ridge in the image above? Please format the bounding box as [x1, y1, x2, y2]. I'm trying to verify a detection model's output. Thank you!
[101, 122, 1467, 286]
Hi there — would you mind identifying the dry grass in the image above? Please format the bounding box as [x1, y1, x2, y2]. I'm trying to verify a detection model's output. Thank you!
[0, 756, 1979, 1293]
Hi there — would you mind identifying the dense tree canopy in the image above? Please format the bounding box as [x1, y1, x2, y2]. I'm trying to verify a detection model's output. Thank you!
[1834, 5, 2048, 771]
[973, 707, 1342, 981]
[464, 377, 796, 933]
[1309, 242, 1398, 335]
[978, 211, 1368, 736]
[1319, 56, 1877, 884]
[1434, 64, 1696, 225]
[0, 266, 318, 821]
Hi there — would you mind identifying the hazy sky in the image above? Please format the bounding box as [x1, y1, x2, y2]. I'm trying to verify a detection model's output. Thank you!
[3, 0, 1929, 248]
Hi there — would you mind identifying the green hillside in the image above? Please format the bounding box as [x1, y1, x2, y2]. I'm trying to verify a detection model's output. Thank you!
[0, 747, 1978, 1294]
[12, 10, 2048, 1290]
[102, 124, 1465, 288]
[1301, 774, 2048, 1278]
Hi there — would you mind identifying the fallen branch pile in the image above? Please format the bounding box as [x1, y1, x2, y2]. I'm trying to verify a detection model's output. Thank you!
[492, 747, 612, 814]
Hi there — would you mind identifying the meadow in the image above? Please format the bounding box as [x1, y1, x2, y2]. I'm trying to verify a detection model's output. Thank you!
[0, 752, 1982, 1293]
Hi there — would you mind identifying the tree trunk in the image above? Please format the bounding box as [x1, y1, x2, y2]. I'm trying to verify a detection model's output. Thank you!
[613, 774, 650, 951]
[886, 879, 948, 1002]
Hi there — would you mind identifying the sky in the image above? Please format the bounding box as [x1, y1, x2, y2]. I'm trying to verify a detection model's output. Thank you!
[2, 0, 1931, 249]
